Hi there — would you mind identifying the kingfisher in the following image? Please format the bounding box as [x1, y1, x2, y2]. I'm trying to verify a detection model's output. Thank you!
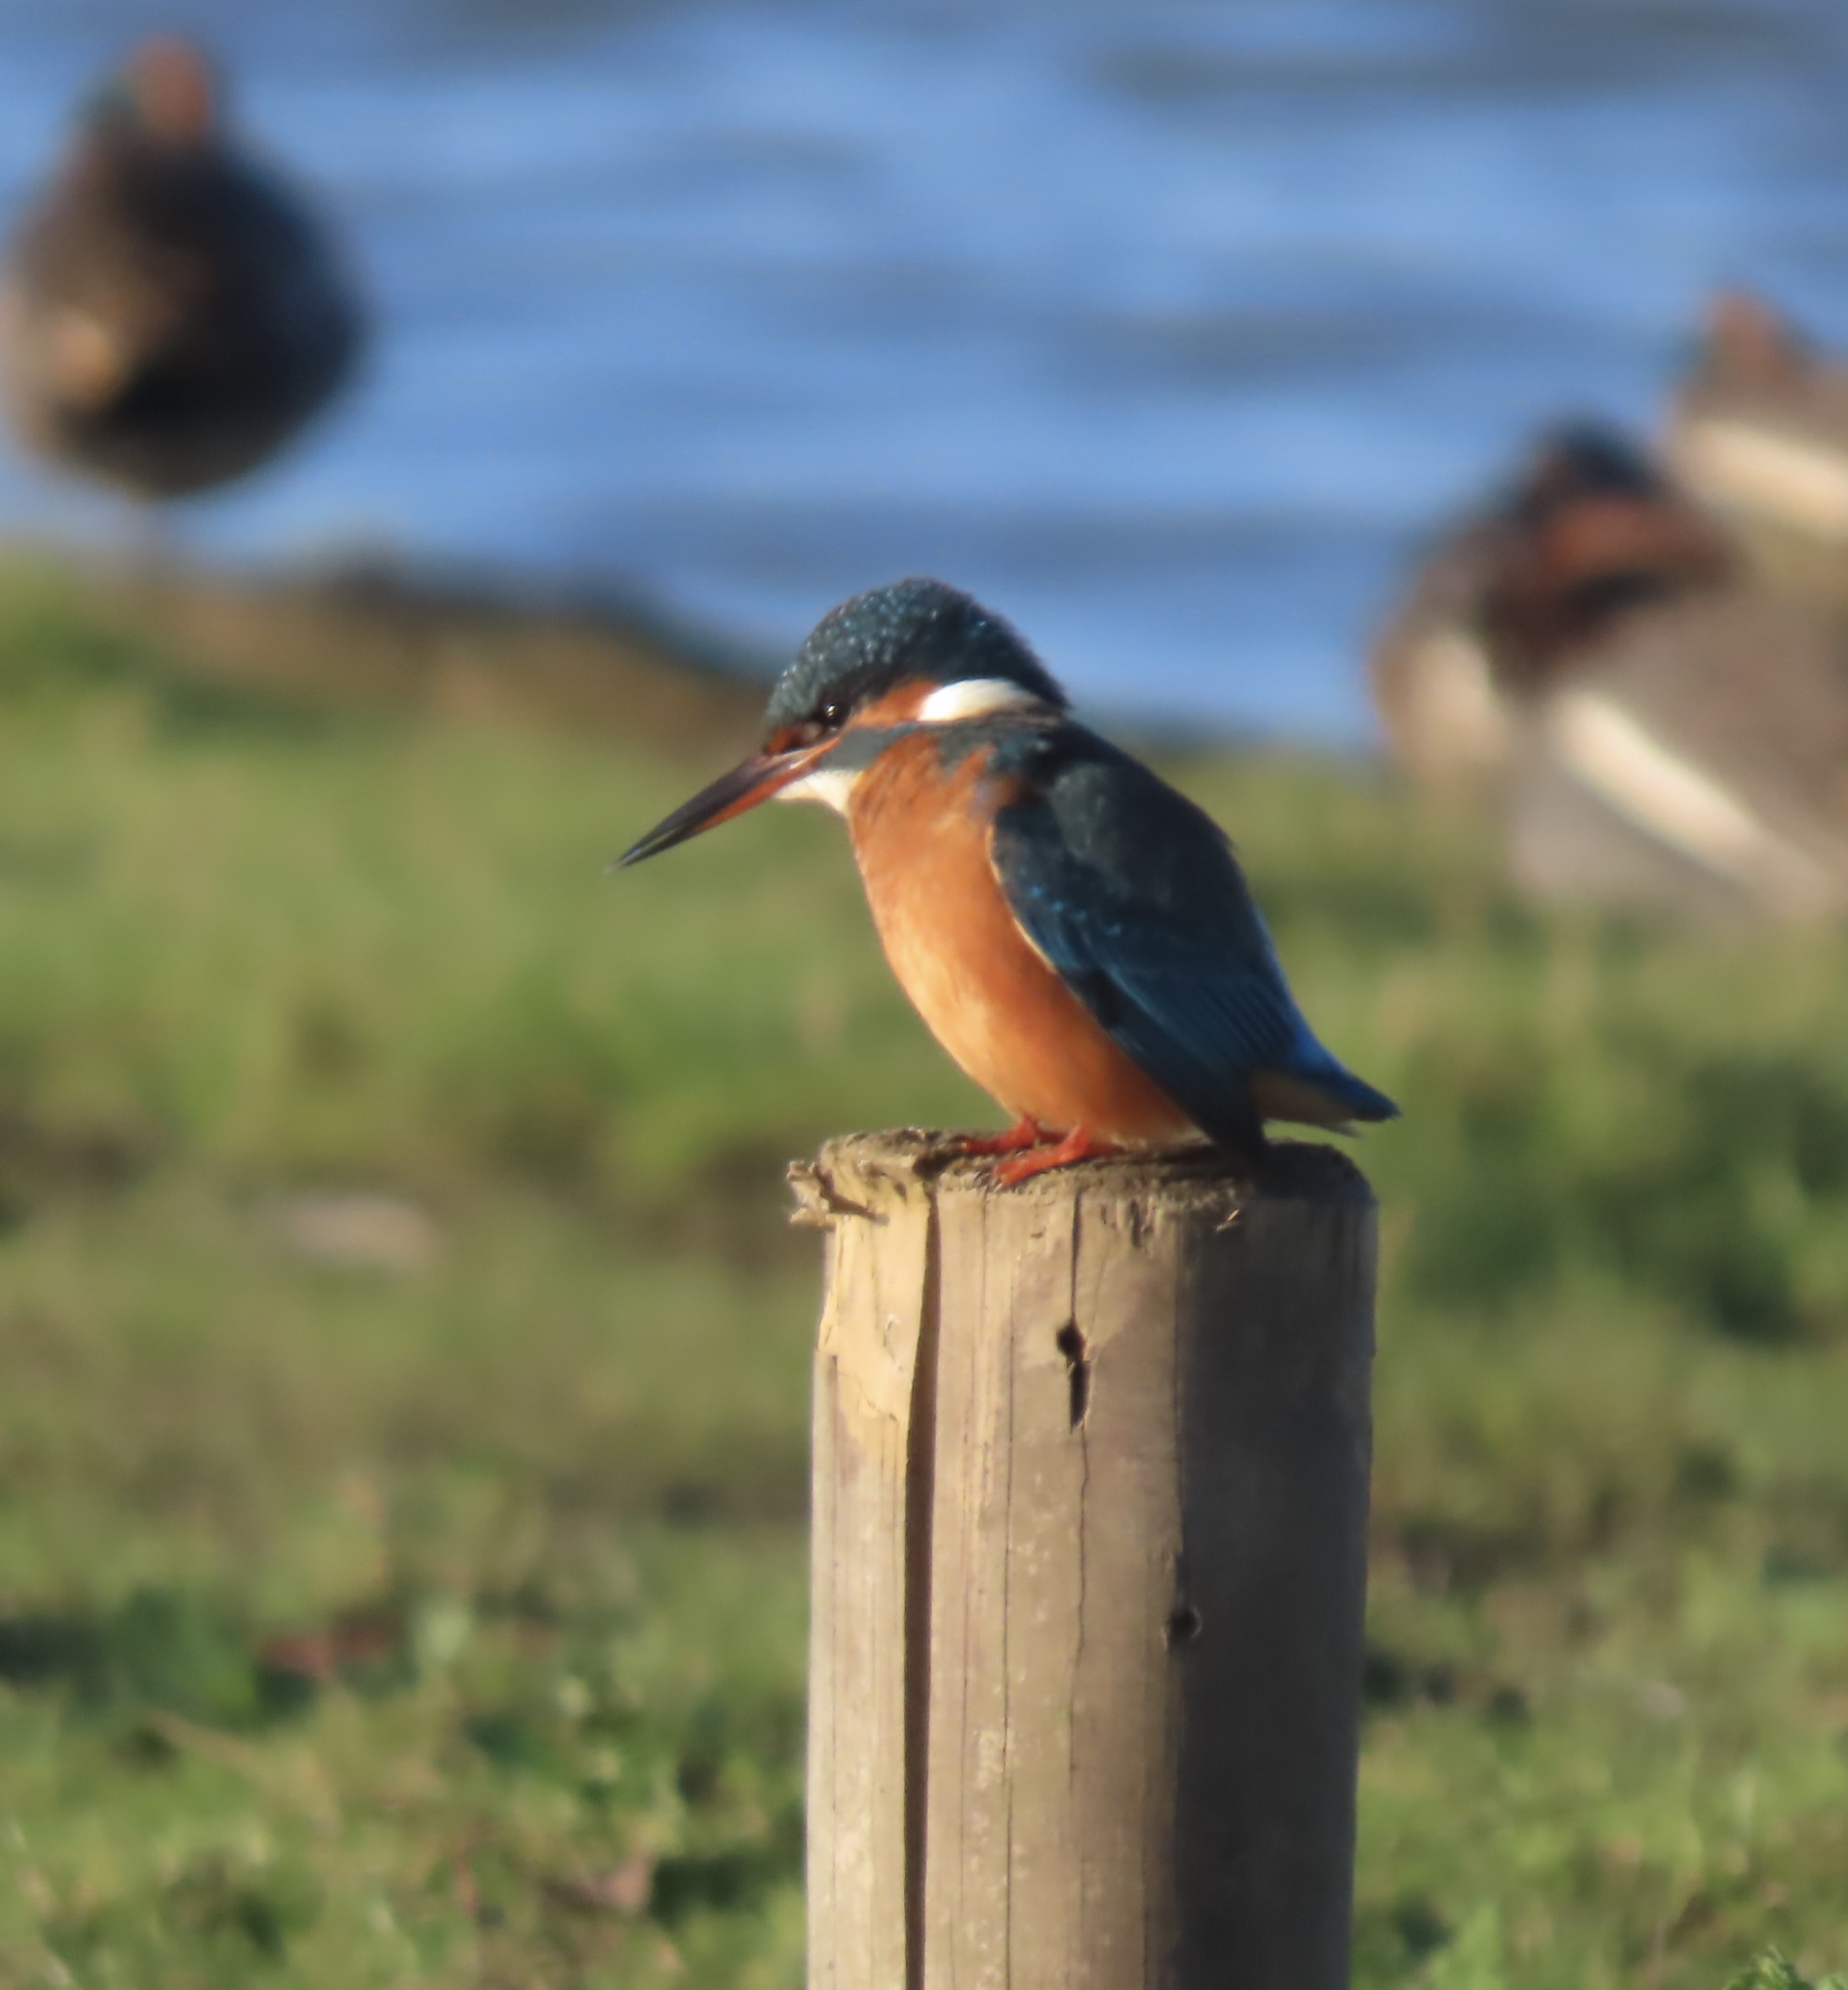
[620, 578, 1396, 1183]
[0, 36, 363, 502]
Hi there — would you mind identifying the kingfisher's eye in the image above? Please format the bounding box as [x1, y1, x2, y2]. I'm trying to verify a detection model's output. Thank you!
[819, 701, 846, 729]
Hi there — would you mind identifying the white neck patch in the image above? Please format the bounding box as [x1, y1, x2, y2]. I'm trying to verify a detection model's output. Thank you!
[917, 678, 1049, 723]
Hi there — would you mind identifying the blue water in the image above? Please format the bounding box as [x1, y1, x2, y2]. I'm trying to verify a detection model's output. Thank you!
[2, 0, 1847, 735]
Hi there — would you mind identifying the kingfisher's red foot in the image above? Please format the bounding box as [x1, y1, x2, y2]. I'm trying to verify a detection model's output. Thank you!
[956, 1116, 1045, 1157]
[992, 1124, 1123, 1186]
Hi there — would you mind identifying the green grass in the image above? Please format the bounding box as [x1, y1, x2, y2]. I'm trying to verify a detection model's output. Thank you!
[1723, 1956, 1848, 1990]
[0, 562, 1843, 1985]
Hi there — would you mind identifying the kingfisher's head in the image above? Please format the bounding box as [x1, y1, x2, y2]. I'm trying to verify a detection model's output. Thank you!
[619, 578, 1066, 865]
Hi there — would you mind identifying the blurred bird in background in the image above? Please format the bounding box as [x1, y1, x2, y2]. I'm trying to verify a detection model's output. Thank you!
[1372, 420, 1848, 922]
[622, 577, 1396, 1181]
[1372, 423, 1733, 788]
[0, 36, 363, 505]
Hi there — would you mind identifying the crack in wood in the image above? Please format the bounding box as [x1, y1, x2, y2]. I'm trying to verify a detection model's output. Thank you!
[1165, 1600, 1202, 1649]
[1054, 1320, 1092, 1431]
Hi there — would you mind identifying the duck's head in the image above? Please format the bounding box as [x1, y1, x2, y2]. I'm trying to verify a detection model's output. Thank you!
[1481, 422, 1732, 683]
[1511, 423, 1668, 519]
[88, 37, 221, 149]
[619, 577, 1067, 865]
[1693, 289, 1813, 393]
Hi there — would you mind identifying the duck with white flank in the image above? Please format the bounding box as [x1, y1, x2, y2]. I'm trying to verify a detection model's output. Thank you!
[1374, 424, 1848, 921]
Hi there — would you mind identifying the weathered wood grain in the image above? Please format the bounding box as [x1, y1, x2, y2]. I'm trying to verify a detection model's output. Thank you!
[793, 1133, 1376, 1990]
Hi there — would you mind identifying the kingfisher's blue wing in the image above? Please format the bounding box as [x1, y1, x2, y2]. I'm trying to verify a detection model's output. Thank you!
[986, 727, 1396, 1148]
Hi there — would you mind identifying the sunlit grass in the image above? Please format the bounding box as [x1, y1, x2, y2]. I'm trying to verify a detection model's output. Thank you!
[0, 566, 1842, 1984]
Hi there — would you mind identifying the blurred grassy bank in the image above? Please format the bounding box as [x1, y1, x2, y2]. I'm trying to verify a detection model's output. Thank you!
[0, 555, 1842, 1987]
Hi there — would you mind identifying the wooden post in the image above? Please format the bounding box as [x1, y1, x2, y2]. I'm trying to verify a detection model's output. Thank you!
[792, 1132, 1377, 1990]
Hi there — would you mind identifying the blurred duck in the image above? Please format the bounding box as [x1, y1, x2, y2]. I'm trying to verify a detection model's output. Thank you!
[1373, 424, 1848, 921]
[1668, 291, 1848, 547]
[1371, 424, 1732, 785]
[0, 37, 362, 500]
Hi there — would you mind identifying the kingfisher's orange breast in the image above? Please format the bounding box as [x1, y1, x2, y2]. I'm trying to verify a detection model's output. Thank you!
[845, 733, 1195, 1145]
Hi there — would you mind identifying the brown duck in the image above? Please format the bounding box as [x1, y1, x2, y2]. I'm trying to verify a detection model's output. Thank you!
[0, 37, 363, 499]
[1371, 423, 1848, 920]
[1371, 423, 1732, 784]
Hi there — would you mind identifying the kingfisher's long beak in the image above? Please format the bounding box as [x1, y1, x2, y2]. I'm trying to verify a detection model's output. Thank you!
[617, 739, 831, 867]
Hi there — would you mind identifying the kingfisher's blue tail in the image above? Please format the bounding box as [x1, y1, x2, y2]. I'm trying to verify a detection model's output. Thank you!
[1284, 1024, 1398, 1123]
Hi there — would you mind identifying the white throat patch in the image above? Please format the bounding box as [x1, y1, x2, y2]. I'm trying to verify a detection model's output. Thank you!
[917, 678, 1049, 723]
[773, 763, 860, 815]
